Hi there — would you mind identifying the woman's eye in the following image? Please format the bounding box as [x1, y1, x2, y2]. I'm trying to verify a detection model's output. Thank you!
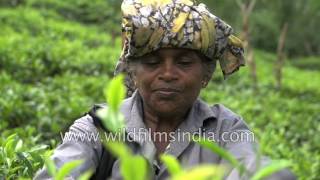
[143, 59, 160, 65]
[178, 59, 193, 65]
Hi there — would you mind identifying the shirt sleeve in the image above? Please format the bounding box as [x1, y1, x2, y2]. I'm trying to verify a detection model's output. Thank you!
[33, 114, 102, 180]
[218, 113, 296, 180]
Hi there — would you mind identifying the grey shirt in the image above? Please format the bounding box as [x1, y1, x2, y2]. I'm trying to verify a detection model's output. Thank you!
[34, 91, 295, 180]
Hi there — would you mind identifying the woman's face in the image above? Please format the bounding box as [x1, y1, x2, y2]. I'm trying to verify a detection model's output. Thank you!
[134, 48, 205, 117]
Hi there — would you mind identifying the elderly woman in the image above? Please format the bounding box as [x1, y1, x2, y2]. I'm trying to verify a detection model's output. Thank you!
[35, 0, 295, 179]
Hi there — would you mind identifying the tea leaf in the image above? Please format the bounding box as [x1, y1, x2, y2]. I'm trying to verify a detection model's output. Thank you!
[251, 160, 292, 180]
[97, 107, 125, 133]
[5, 139, 16, 158]
[121, 156, 148, 180]
[160, 154, 182, 176]
[192, 136, 246, 175]
[29, 152, 44, 165]
[44, 156, 56, 177]
[105, 141, 132, 159]
[105, 74, 126, 112]
[105, 141, 148, 180]
[173, 165, 224, 180]
[98, 74, 126, 133]
[55, 159, 83, 180]
[78, 170, 94, 180]
[29, 145, 48, 153]
[4, 134, 17, 145]
[15, 139, 23, 152]
[17, 152, 34, 177]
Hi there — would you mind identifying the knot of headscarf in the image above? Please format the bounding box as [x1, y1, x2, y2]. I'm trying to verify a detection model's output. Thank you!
[115, 0, 245, 96]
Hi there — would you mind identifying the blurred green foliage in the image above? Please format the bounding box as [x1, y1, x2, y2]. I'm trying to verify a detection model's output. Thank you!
[201, 50, 320, 179]
[0, 0, 319, 179]
[202, 0, 320, 56]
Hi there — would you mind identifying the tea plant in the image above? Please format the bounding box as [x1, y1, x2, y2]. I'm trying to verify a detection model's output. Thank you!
[0, 134, 47, 179]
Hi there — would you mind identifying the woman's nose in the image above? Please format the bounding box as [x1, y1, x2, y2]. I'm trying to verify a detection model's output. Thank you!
[158, 60, 178, 82]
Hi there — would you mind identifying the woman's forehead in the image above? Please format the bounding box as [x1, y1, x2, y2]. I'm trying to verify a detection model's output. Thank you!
[145, 48, 198, 57]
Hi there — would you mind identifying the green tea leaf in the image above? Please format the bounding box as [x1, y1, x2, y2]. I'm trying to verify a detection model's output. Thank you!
[17, 152, 34, 177]
[15, 139, 23, 152]
[160, 154, 182, 176]
[173, 165, 224, 180]
[5, 138, 16, 158]
[97, 107, 125, 133]
[105, 141, 148, 180]
[44, 156, 56, 177]
[29, 152, 44, 165]
[55, 159, 83, 180]
[98, 74, 126, 133]
[4, 134, 17, 145]
[121, 156, 148, 180]
[29, 144, 48, 153]
[192, 136, 246, 175]
[6, 157, 11, 167]
[105, 74, 126, 112]
[105, 141, 132, 159]
[43, 149, 54, 158]
[251, 160, 292, 180]
[78, 170, 94, 180]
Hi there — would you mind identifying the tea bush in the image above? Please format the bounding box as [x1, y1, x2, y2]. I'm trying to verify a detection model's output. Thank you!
[0, 8, 119, 83]
[0, 1, 319, 180]
[0, 6, 119, 134]
[201, 51, 320, 179]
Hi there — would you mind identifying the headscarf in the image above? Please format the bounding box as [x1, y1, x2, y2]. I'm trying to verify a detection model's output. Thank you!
[115, 0, 245, 96]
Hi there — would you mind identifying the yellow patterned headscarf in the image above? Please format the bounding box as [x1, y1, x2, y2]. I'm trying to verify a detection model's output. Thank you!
[115, 0, 245, 95]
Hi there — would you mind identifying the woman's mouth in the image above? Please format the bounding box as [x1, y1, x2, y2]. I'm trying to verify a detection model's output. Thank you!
[154, 88, 180, 98]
